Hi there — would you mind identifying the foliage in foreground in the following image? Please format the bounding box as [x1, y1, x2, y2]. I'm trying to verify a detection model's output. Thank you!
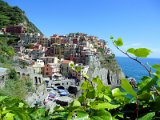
[0, 69, 33, 100]
[0, 37, 160, 120]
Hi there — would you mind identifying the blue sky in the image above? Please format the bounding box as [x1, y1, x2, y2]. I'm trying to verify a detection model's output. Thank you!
[4, 0, 160, 58]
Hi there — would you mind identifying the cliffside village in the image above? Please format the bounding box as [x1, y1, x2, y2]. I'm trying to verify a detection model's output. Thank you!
[0, 25, 114, 109]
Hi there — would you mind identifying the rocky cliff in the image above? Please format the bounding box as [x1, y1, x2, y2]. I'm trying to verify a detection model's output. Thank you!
[87, 53, 125, 88]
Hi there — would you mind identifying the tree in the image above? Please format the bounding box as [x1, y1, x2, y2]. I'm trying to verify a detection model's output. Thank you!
[0, 38, 15, 64]
[8, 69, 18, 80]
[0, 69, 33, 99]
[0, 79, 27, 99]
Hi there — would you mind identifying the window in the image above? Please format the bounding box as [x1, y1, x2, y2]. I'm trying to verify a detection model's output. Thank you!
[2, 76, 4, 80]
[35, 77, 38, 84]
[39, 78, 41, 84]
[55, 83, 60, 86]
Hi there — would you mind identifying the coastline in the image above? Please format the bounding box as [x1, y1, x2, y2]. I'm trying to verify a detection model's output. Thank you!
[116, 56, 160, 82]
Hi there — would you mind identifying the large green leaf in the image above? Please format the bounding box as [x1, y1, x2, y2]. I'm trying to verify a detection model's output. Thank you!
[121, 79, 137, 97]
[91, 116, 103, 120]
[134, 48, 151, 58]
[91, 102, 120, 110]
[97, 93, 112, 102]
[52, 111, 68, 120]
[152, 96, 160, 111]
[80, 81, 90, 90]
[67, 108, 85, 120]
[92, 77, 103, 85]
[72, 100, 81, 107]
[137, 76, 152, 90]
[137, 76, 158, 95]
[0, 96, 8, 102]
[30, 108, 46, 119]
[112, 88, 126, 97]
[91, 110, 112, 120]
[138, 91, 151, 101]
[78, 95, 86, 103]
[75, 111, 89, 120]
[13, 110, 31, 120]
[86, 88, 95, 99]
[117, 38, 123, 46]
[114, 38, 123, 46]
[3, 113, 15, 120]
[154, 71, 160, 78]
[103, 95, 112, 102]
[103, 86, 112, 95]
[127, 48, 135, 55]
[139, 112, 155, 120]
[152, 64, 160, 72]
[127, 48, 151, 58]
[110, 35, 114, 40]
[18, 102, 24, 108]
[158, 80, 160, 87]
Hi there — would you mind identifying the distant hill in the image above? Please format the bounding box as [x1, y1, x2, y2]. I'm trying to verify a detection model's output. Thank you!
[0, 0, 43, 34]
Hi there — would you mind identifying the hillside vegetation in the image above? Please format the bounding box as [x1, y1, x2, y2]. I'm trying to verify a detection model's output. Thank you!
[0, 0, 42, 34]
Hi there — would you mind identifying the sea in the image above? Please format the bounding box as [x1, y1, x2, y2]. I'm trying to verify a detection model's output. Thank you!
[116, 57, 160, 83]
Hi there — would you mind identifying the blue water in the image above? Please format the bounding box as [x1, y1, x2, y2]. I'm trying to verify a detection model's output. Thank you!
[116, 57, 160, 82]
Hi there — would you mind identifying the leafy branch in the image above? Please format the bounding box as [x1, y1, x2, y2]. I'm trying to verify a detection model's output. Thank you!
[110, 36, 152, 77]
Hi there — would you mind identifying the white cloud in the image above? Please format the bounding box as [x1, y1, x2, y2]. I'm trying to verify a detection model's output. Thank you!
[123, 43, 142, 49]
[130, 43, 141, 47]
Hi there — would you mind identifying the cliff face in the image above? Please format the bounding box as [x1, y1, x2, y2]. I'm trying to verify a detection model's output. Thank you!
[87, 54, 125, 87]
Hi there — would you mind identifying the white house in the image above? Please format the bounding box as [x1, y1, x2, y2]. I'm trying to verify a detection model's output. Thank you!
[32, 59, 44, 74]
